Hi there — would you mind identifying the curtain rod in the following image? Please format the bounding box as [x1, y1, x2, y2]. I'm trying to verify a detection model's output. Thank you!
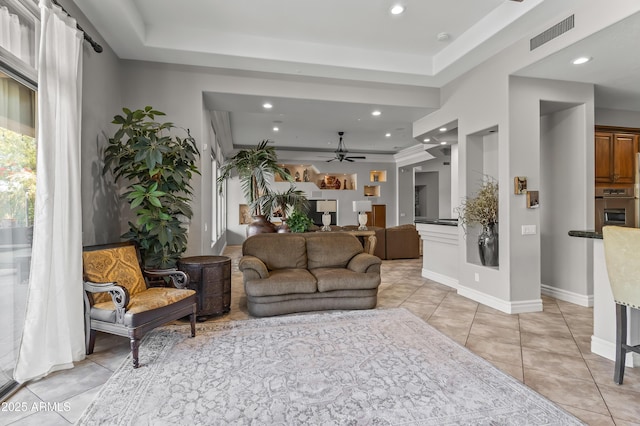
[50, 0, 103, 53]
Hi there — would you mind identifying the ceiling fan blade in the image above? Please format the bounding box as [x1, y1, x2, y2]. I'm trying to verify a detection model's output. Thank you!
[326, 158, 336, 162]
[345, 158, 354, 162]
[347, 156, 366, 159]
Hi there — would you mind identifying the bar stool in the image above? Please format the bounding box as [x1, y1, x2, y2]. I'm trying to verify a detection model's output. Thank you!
[602, 226, 640, 384]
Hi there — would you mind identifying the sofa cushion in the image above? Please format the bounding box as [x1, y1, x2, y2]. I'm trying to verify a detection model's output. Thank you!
[305, 233, 363, 269]
[311, 268, 381, 292]
[244, 268, 317, 297]
[243, 234, 307, 270]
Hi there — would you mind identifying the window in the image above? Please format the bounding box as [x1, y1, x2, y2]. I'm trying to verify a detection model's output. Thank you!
[0, 70, 36, 394]
[0, 0, 38, 397]
[211, 149, 218, 245]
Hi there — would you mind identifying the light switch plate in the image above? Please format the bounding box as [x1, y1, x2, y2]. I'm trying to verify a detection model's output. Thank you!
[522, 225, 537, 235]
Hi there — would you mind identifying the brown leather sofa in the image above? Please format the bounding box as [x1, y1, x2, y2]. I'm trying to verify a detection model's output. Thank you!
[306, 224, 418, 260]
[385, 224, 421, 259]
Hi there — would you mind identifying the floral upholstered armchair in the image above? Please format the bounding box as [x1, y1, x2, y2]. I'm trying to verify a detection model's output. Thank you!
[82, 242, 196, 368]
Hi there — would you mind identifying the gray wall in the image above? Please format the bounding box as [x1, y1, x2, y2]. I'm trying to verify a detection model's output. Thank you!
[58, 0, 123, 246]
[508, 77, 594, 303]
[595, 108, 640, 127]
[540, 103, 593, 300]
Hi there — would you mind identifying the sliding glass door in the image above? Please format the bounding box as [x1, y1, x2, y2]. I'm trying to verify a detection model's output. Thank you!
[0, 69, 36, 398]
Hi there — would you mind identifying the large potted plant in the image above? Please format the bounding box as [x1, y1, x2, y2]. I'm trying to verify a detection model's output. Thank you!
[217, 140, 292, 236]
[456, 177, 499, 266]
[258, 185, 309, 232]
[103, 106, 200, 269]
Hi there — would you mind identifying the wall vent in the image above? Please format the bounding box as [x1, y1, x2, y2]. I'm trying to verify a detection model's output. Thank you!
[530, 15, 574, 51]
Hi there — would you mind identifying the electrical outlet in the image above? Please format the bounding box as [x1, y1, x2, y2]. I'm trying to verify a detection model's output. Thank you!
[474, 273, 479, 282]
[521, 225, 536, 235]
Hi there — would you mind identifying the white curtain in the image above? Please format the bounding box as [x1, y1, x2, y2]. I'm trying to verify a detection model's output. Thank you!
[14, 0, 84, 383]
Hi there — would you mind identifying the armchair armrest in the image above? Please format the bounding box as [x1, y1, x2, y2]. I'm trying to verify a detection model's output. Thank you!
[83, 281, 130, 324]
[143, 269, 189, 289]
[238, 255, 269, 279]
[347, 253, 382, 273]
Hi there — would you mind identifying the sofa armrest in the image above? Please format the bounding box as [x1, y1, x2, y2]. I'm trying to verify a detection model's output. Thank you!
[347, 253, 382, 273]
[239, 255, 269, 279]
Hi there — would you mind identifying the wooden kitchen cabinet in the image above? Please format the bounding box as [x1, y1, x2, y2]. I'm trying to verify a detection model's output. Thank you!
[595, 130, 638, 184]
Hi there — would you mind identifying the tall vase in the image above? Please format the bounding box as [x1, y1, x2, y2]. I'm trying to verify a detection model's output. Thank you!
[478, 223, 498, 266]
[246, 215, 276, 237]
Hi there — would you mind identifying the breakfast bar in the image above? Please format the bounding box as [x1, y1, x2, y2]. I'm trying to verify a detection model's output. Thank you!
[568, 230, 640, 366]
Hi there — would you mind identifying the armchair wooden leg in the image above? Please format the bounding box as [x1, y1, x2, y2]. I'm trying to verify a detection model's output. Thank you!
[614, 303, 627, 385]
[86, 329, 97, 355]
[131, 338, 141, 369]
[190, 311, 196, 337]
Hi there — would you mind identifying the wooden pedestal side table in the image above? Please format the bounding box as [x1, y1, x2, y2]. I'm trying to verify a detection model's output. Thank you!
[178, 255, 231, 320]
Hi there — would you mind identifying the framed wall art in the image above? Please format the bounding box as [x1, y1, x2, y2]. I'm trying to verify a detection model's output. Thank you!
[514, 176, 527, 195]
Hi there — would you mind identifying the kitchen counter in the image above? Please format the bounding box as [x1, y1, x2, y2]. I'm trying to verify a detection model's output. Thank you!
[567, 230, 602, 239]
[415, 218, 459, 227]
[569, 229, 639, 366]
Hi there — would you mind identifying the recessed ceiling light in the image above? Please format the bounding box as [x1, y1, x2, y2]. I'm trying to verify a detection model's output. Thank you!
[385, 133, 391, 137]
[572, 56, 592, 65]
[440, 141, 447, 145]
[390, 4, 405, 15]
[273, 127, 279, 132]
[371, 110, 382, 116]
[439, 127, 447, 132]
[423, 138, 430, 142]
[263, 102, 273, 109]
[436, 32, 450, 42]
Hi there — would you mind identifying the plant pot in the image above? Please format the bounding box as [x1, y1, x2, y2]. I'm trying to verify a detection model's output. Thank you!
[276, 220, 291, 233]
[478, 223, 498, 267]
[246, 215, 277, 237]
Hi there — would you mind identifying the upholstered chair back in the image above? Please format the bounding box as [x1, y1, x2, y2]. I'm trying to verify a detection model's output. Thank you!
[82, 244, 148, 304]
[603, 226, 640, 308]
[243, 234, 308, 270]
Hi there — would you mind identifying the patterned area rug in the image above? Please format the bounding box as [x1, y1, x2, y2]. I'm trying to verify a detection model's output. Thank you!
[77, 308, 583, 425]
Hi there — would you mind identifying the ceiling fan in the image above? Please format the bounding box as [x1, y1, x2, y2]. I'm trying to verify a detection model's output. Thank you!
[326, 131, 366, 162]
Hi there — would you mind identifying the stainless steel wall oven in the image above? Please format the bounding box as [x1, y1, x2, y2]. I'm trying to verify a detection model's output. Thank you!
[595, 187, 637, 232]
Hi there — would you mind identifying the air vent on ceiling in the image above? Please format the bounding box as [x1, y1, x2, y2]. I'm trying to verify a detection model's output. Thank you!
[530, 15, 574, 51]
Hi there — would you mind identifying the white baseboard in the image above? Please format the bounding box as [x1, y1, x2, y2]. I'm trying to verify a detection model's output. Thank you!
[457, 285, 543, 314]
[541, 284, 593, 307]
[421, 269, 458, 289]
[591, 335, 638, 367]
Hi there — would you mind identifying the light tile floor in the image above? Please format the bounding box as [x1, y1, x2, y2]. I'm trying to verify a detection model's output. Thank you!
[3, 246, 640, 425]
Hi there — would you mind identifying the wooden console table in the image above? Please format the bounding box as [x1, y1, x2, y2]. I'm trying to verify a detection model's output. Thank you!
[178, 255, 231, 320]
[342, 230, 377, 255]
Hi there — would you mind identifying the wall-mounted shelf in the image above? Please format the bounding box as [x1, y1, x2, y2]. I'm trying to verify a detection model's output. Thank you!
[364, 185, 380, 197]
[369, 170, 387, 182]
[275, 164, 356, 190]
